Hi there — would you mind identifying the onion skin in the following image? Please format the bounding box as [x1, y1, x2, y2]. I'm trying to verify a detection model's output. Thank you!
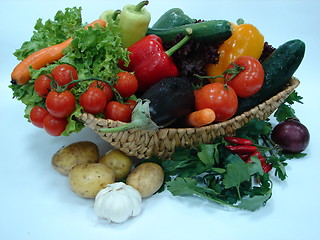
[271, 118, 310, 153]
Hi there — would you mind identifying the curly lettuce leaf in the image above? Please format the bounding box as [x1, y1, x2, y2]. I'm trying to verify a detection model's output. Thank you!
[61, 18, 129, 80]
[14, 7, 83, 60]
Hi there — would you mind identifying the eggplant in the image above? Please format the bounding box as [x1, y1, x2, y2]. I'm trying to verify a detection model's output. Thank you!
[99, 77, 195, 133]
[141, 76, 195, 126]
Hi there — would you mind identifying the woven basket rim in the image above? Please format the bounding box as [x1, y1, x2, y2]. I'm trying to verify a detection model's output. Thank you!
[80, 77, 300, 159]
[81, 76, 300, 132]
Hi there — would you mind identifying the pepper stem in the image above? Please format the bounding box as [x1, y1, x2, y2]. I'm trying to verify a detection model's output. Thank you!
[111, 10, 121, 20]
[134, 1, 149, 12]
[165, 28, 192, 57]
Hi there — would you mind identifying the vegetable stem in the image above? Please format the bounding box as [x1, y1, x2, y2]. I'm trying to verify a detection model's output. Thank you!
[165, 28, 192, 57]
[99, 99, 159, 133]
[134, 1, 149, 12]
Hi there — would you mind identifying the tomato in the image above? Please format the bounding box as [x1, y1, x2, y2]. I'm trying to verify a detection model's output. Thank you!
[29, 106, 49, 128]
[224, 56, 264, 98]
[126, 99, 138, 111]
[104, 101, 133, 122]
[51, 64, 78, 89]
[114, 72, 138, 98]
[46, 90, 76, 118]
[90, 80, 114, 102]
[195, 82, 238, 122]
[43, 114, 68, 136]
[80, 86, 107, 114]
[34, 74, 52, 97]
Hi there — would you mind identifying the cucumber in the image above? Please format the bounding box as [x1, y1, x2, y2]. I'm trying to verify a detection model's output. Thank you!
[235, 39, 305, 115]
[146, 20, 232, 43]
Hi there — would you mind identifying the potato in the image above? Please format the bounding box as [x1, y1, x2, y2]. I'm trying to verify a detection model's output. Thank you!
[126, 162, 164, 198]
[69, 163, 115, 198]
[51, 141, 99, 175]
[99, 149, 132, 179]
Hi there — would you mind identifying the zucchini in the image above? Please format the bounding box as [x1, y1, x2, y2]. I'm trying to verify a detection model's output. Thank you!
[235, 39, 305, 115]
[146, 20, 232, 43]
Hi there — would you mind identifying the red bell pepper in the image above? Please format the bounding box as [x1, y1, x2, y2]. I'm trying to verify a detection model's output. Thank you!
[124, 31, 191, 92]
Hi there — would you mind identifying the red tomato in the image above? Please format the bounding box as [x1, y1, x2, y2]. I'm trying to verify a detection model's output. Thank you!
[195, 82, 238, 122]
[29, 106, 49, 128]
[46, 90, 76, 118]
[224, 56, 264, 98]
[114, 72, 138, 98]
[80, 86, 107, 114]
[90, 80, 113, 102]
[43, 114, 68, 136]
[126, 99, 138, 111]
[51, 64, 78, 89]
[34, 74, 52, 97]
[104, 101, 133, 122]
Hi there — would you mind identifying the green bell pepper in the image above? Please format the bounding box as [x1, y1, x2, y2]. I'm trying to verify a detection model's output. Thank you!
[152, 8, 195, 29]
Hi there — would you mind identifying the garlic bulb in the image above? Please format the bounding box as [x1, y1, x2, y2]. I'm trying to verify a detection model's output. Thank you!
[94, 182, 142, 223]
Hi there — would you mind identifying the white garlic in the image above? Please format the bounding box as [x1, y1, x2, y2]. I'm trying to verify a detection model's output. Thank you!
[94, 182, 142, 223]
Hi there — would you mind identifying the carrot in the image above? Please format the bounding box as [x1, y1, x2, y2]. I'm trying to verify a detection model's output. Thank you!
[187, 108, 216, 127]
[11, 19, 106, 85]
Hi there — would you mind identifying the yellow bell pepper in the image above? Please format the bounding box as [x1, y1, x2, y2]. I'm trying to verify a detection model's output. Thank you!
[206, 22, 264, 82]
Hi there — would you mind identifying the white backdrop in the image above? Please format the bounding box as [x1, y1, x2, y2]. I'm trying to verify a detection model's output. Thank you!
[1, 0, 319, 239]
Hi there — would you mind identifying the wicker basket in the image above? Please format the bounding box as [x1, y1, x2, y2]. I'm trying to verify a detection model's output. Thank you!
[80, 77, 300, 159]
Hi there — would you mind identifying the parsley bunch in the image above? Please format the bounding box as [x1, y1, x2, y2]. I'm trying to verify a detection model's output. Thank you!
[151, 91, 307, 211]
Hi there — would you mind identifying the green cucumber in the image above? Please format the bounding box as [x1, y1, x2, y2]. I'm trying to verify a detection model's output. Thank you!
[236, 39, 305, 115]
[146, 20, 232, 43]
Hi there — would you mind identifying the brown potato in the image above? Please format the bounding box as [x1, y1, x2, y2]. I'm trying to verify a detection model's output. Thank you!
[99, 149, 132, 179]
[51, 141, 99, 175]
[69, 163, 115, 198]
[126, 162, 164, 198]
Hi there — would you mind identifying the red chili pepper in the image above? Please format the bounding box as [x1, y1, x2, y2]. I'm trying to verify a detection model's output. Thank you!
[238, 153, 251, 161]
[249, 151, 266, 162]
[226, 145, 258, 154]
[261, 162, 272, 173]
[224, 136, 253, 145]
[123, 32, 191, 92]
[246, 151, 272, 173]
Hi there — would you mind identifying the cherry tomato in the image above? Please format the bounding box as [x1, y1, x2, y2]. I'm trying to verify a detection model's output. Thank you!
[34, 74, 52, 97]
[43, 114, 68, 136]
[126, 99, 138, 111]
[104, 101, 133, 122]
[224, 56, 264, 98]
[114, 72, 138, 98]
[80, 86, 107, 114]
[46, 90, 76, 118]
[29, 106, 49, 128]
[51, 64, 78, 89]
[195, 82, 238, 122]
[90, 80, 113, 102]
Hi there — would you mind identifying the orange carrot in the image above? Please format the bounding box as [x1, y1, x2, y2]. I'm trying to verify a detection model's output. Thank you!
[84, 19, 106, 29]
[187, 108, 216, 127]
[11, 19, 106, 85]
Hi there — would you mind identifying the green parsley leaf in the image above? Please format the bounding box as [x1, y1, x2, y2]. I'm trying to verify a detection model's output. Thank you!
[166, 177, 234, 207]
[267, 156, 288, 181]
[236, 118, 272, 143]
[197, 143, 219, 166]
[246, 156, 264, 176]
[223, 155, 250, 199]
[237, 189, 272, 211]
[274, 90, 303, 122]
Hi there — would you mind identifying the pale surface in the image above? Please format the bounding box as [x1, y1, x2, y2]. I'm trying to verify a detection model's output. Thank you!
[1, 0, 319, 239]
